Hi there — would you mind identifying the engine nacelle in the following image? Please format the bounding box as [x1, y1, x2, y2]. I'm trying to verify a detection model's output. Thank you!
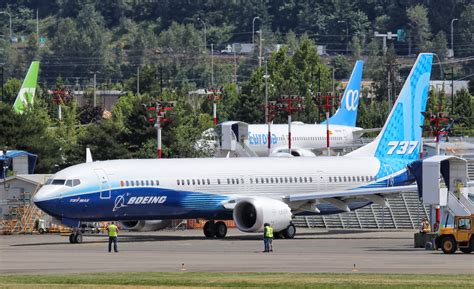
[272, 148, 316, 157]
[120, 220, 171, 231]
[233, 197, 293, 232]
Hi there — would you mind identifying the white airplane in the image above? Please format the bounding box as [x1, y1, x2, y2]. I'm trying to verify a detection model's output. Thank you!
[204, 60, 369, 157]
[33, 53, 433, 243]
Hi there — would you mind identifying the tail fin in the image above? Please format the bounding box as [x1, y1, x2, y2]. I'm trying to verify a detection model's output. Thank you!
[13, 61, 40, 114]
[348, 53, 433, 166]
[321, 60, 363, 127]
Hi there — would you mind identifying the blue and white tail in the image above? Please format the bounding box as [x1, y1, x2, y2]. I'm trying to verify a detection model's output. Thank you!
[348, 53, 433, 168]
[321, 60, 363, 127]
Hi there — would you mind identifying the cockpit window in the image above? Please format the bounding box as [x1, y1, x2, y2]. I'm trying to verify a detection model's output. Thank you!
[45, 178, 53, 185]
[72, 179, 81, 186]
[51, 179, 66, 185]
[65, 180, 73, 187]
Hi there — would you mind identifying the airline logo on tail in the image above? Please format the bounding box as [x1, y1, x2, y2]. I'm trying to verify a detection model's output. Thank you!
[322, 60, 363, 127]
[13, 61, 40, 114]
[345, 89, 359, 111]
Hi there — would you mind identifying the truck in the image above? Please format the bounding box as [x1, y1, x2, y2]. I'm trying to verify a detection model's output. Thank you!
[435, 214, 473, 254]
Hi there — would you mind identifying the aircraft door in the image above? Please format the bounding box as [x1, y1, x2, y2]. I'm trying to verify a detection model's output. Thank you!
[94, 169, 111, 199]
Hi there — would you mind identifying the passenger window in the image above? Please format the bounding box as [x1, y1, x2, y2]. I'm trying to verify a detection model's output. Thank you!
[177, 180, 180, 185]
[266, 178, 269, 183]
[192, 179, 195, 185]
[126, 181, 129, 186]
[304, 177, 307, 183]
[270, 177, 274, 183]
[145, 180, 149, 186]
[207, 179, 210, 185]
[197, 179, 201, 185]
[187, 179, 190, 185]
[227, 178, 230, 184]
[261, 178, 264, 183]
[141, 180, 144, 186]
[131, 181, 135, 186]
[202, 179, 206, 185]
[280, 177, 284, 183]
[285, 177, 288, 183]
[289, 177, 293, 183]
[309, 177, 313, 183]
[217, 179, 221, 185]
[299, 177, 303, 183]
[294, 177, 298, 183]
[256, 178, 259, 184]
[156, 180, 160, 186]
[241, 178, 244, 184]
[275, 178, 278, 183]
[250, 178, 253, 184]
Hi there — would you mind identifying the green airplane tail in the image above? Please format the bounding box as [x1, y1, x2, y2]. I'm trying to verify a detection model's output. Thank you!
[13, 61, 40, 114]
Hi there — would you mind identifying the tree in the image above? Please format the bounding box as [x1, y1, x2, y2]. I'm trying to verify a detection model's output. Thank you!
[406, 5, 432, 52]
[453, 89, 472, 131]
[432, 31, 448, 61]
[458, 4, 474, 57]
[2, 78, 21, 104]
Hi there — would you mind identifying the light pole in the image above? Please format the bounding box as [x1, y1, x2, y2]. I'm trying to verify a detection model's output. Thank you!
[252, 16, 260, 46]
[0, 11, 12, 39]
[338, 20, 348, 54]
[197, 17, 207, 53]
[450, 18, 458, 58]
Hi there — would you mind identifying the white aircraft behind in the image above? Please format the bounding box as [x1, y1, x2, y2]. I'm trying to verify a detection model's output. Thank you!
[203, 60, 369, 157]
[33, 54, 433, 243]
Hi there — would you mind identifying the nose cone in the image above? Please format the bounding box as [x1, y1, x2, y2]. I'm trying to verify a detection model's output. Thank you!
[33, 186, 62, 218]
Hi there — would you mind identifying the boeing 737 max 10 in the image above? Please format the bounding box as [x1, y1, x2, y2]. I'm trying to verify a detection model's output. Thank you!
[34, 54, 433, 242]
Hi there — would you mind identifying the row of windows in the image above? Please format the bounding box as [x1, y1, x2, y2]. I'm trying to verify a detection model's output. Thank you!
[121, 180, 160, 187]
[292, 136, 343, 141]
[329, 176, 374, 183]
[119, 175, 375, 188]
[177, 176, 314, 186]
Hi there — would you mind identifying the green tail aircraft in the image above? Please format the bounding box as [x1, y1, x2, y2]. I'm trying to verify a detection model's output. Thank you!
[12, 61, 40, 114]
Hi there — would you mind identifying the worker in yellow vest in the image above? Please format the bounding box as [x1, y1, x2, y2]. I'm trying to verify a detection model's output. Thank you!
[107, 222, 119, 253]
[263, 223, 273, 253]
[420, 218, 431, 234]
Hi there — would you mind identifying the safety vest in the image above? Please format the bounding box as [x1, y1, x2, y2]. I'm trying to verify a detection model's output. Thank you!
[108, 224, 118, 237]
[422, 221, 431, 233]
[264, 226, 273, 238]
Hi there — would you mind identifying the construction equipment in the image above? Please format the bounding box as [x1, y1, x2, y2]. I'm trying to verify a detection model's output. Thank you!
[435, 214, 473, 254]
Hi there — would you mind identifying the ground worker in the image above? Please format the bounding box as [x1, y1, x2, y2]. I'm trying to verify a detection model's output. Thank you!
[107, 222, 119, 252]
[263, 223, 273, 252]
[420, 218, 431, 233]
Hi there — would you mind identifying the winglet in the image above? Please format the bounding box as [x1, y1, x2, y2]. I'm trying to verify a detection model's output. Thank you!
[321, 60, 363, 127]
[13, 61, 40, 114]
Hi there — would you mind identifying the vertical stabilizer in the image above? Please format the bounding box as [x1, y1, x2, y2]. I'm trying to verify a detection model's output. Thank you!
[321, 60, 363, 127]
[13, 61, 40, 114]
[348, 53, 433, 169]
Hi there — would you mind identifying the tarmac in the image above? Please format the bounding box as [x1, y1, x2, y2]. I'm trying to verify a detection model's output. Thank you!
[0, 228, 473, 275]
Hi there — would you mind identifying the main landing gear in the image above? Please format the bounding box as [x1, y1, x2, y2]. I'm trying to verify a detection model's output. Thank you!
[69, 231, 83, 244]
[203, 220, 228, 238]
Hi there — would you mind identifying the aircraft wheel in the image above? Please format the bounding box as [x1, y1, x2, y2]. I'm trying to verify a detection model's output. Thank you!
[203, 221, 216, 238]
[441, 236, 457, 254]
[38, 228, 45, 234]
[74, 233, 83, 244]
[69, 233, 76, 244]
[215, 221, 227, 238]
[282, 224, 296, 239]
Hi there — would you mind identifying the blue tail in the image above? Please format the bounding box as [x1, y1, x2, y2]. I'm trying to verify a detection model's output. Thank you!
[348, 53, 433, 178]
[321, 60, 363, 127]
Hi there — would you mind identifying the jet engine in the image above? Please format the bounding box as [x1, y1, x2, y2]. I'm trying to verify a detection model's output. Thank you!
[120, 220, 171, 231]
[272, 148, 316, 157]
[233, 197, 293, 232]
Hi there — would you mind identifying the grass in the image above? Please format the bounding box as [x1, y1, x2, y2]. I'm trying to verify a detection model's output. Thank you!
[0, 272, 473, 289]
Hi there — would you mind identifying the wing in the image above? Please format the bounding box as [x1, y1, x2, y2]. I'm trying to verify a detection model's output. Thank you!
[284, 185, 419, 213]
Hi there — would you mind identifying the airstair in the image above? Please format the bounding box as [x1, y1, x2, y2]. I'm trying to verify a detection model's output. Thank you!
[214, 121, 258, 157]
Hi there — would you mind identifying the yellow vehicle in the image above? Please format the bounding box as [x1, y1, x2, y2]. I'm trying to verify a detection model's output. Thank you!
[435, 214, 473, 254]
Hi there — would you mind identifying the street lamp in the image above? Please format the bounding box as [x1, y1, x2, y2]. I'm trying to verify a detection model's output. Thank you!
[450, 18, 458, 58]
[197, 17, 207, 53]
[0, 11, 12, 39]
[337, 20, 348, 54]
[252, 16, 260, 46]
